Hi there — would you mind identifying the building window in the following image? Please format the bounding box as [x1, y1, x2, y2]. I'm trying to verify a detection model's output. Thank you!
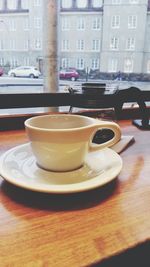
[76, 0, 87, 8]
[111, 15, 120, 29]
[34, 0, 41, 7]
[61, 58, 69, 68]
[7, 0, 17, 9]
[10, 39, 16, 50]
[91, 58, 99, 69]
[92, 0, 103, 8]
[62, 17, 70, 31]
[24, 57, 30, 66]
[92, 17, 101, 30]
[126, 37, 135, 50]
[77, 18, 85, 30]
[108, 58, 118, 72]
[92, 40, 100, 51]
[0, 40, 4, 50]
[22, 0, 29, 9]
[24, 18, 30, 31]
[34, 17, 42, 29]
[9, 19, 16, 31]
[10, 57, 18, 67]
[124, 58, 133, 72]
[77, 40, 84, 51]
[110, 37, 119, 50]
[24, 39, 29, 50]
[112, 0, 121, 4]
[61, 0, 72, 8]
[0, 0, 3, 10]
[129, 0, 139, 4]
[0, 57, 4, 65]
[128, 15, 137, 29]
[62, 40, 69, 51]
[34, 39, 42, 49]
[147, 60, 150, 73]
[76, 58, 84, 69]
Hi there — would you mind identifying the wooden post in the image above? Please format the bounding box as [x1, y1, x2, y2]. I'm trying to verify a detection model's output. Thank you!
[43, 0, 59, 97]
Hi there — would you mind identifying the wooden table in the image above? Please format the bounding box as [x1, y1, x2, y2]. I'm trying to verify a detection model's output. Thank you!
[0, 120, 150, 267]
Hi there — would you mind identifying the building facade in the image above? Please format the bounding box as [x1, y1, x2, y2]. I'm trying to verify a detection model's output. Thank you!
[0, 0, 150, 75]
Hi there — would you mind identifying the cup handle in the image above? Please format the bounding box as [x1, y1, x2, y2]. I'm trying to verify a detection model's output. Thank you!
[89, 121, 121, 152]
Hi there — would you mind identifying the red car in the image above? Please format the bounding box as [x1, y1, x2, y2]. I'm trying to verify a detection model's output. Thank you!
[59, 68, 79, 81]
[0, 67, 4, 76]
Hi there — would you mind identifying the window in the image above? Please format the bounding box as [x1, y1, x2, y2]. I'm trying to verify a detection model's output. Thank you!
[112, 0, 121, 4]
[62, 40, 69, 51]
[77, 40, 84, 51]
[61, 58, 69, 68]
[126, 37, 135, 50]
[24, 18, 30, 31]
[0, 0, 3, 10]
[62, 17, 70, 30]
[124, 58, 133, 72]
[110, 37, 119, 50]
[0, 40, 4, 50]
[111, 15, 120, 29]
[129, 0, 139, 3]
[76, 0, 87, 8]
[34, 39, 42, 49]
[34, 17, 42, 29]
[108, 58, 118, 72]
[24, 40, 29, 50]
[22, 0, 29, 9]
[7, 0, 17, 9]
[77, 18, 85, 30]
[92, 17, 101, 30]
[0, 57, 4, 65]
[147, 60, 150, 73]
[128, 15, 137, 29]
[9, 19, 16, 31]
[76, 58, 84, 69]
[91, 58, 99, 69]
[92, 40, 100, 51]
[34, 0, 41, 7]
[61, 0, 72, 8]
[92, 0, 103, 8]
[10, 39, 16, 50]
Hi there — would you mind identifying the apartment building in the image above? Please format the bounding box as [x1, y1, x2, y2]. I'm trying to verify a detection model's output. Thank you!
[0, 0, 150, 75]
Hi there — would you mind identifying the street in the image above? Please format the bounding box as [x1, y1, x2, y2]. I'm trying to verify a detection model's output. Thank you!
[0, 76, 150, 115]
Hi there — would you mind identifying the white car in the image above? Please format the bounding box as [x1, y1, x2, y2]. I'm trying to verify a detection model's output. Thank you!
[8, 66, 41, 78]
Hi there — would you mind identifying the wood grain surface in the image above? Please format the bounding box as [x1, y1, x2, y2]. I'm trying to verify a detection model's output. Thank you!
[0, 121, 150, 267]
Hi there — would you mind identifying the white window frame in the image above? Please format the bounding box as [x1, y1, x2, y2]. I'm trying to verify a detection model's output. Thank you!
[77, 17, 85, 30]
[62, 40, 69, 51]
[124, 58, 133, 73]
[34, 0, 41, 7]
[34, 17, 42, 29]
[128, 15, 137, 29]
[76, 58, 85, 69]
[129, 0, 139, 4]
[92, 40, 100, 51]
[7, 0, 17, 9]
[21, 0, 29, 9]
[34, 39, 42, 50]
[76, 0, 87, 8]
[62, 17, 70, 31]
[61, 0, 72, 8]
[92, 0, 102, 8]
[61, 58, 69, 68]
[92, 17, 101, 30]
[91, 58, 99, 70]
[9, 19, 16, 31]
[10, 39, 16, 50]
[24, 18, 30, 31]
[111, 15, 120, 29]
[77, 40, 84, 51]
[108, 58, 118, 72]
[110, 37, 119, 50]
[126, 37, 135, 50]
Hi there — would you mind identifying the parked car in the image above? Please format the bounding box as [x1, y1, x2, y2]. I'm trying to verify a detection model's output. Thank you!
[0, 67, 4, 76]
[59, 68, 79, 81]
[8, 66, 41, 78]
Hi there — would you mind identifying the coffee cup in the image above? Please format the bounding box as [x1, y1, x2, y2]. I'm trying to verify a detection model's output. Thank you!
[25, 114, 121, 172]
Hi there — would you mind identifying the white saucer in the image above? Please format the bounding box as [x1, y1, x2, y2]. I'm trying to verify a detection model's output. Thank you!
[0, 143, 122, 194]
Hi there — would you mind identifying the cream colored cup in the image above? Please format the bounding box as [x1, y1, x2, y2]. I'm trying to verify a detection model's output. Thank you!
[25, 114, 121, 172]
